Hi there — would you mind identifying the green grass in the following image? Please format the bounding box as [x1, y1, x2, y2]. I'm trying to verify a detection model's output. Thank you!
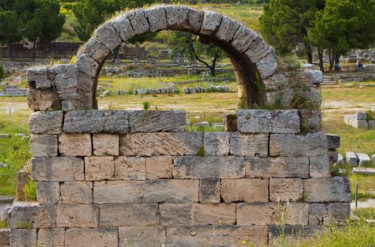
[349, 174, 375, 200]
[352, 208, 375, 220]
[0, 220, 8, 228]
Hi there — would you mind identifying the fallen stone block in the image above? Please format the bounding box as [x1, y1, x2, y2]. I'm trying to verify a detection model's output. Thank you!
[352, 167, 375, 175]
[357, 153, 371, 166]
[336, 153, 345, 165]
[345, 152, 358, 166]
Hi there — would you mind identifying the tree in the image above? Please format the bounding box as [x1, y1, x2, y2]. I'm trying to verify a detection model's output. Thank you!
[23, 0, 65, 60]
[168, 31, 224, 77]
[309, 0, 375, 71]
[259, 0, 324, 63]
[0, 10, 21, 60]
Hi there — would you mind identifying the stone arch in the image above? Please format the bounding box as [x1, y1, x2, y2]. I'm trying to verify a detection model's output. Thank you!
[73, 5, 283, 110]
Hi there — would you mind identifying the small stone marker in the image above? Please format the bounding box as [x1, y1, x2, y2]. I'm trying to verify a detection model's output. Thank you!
[345, 152, 358, 166]
[336, 154, 345, 165]
[357, 153, 371, 166]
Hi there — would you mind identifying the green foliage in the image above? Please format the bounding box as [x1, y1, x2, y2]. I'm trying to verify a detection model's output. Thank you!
[0, 220, 8, 229]
[196, 145, 205, 156]
[22, 180, 37, 201]
[142, 101, 150, 110]
[366, 110, 375, 121]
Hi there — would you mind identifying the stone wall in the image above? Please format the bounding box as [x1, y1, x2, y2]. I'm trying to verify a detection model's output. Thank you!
[7, 109, 351, 246]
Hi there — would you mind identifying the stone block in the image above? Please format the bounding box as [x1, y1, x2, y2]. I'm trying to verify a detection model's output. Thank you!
[237, 203, 309, 225]
[99, 204, 159, 227]
[246, 157, 309, 178]
[56, 204, 98, 227]
[215, 16, 240, 42]
[231, 25, 257, 53]
[8, 202, 55, 229]
[80, 37, 110, 63]
[309, 203, 350, 225]
[164, 5, 189, 29]
[270, 132, 328, 157]
[36, 182, 60, 204]
[26, 67, 50, 89]
[63, 110, 129, 134]
[59, 134, 91, 157]
[204, 132, 230, 156]
[37, 228, 64, 247]
[303, 69, 323, 85]
[125, 9, 149, 35]
[111, 14, 135, 41]
[327, 203, 350, 223]
[354, 119, 368, 129]
[221, 179, 268, 203]
[303, 177, 351, 202]
[145, 156, 173, 179]
[237, 110, 300, 134]
[200, 179, 220, 203]
[256, 52, 278, 79]
[93, 134, 119, 156]
[114, 157, 146, 180]
[346, 152, 358, 166]
[174, 156, 245, 179]
[265, 88, 295, 108]
[268, 225, 323, 245]
[246, 36, 272, 63]
[95, 22, 121, 51]
[65, 228, 118, 247]
[369, 120, 375, 129]
[337, 153, 345, 165]
[326, 134, 340, 149]
[184, 8, 204, 33]
[128, 110, 185, 132]
[299, 109, 322, 132]
[160, 203, 236, 226]
[310, 156, 331, 178]
[85, 156, 114, 181]
[166, 225, 268, 247]
[229, 133, 268, 156]
[94, 180, 199, 204]
[27, 87, 61, 111]
[60, 182, 92, 204]
[0, 229, 9, 245]
[120, 132, 203, 156]
[10, 229, 36, 247]
[75, 53, 99, 78]
[270, 178, 303, 202]
[31, 157, 84, 181]
[119, 226, 166, 247]
[145, 6, 167, 32]
[28, 111, 63, 134]
[357, 153, 371, 166]
[29, 134, 58, 157]
[200, 11, 222, 35]
[356, 111, 367, 120]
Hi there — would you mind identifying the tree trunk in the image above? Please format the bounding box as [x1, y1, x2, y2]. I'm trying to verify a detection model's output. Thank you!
[6, 39, 13, 60]
[335, 55, 340, 70]
[112, 45, 120, 64]
[32, 41, 37, 61]
[304, 41, 313, 64]
[318, 48, 324, 72]
[328, 48, 334, 72]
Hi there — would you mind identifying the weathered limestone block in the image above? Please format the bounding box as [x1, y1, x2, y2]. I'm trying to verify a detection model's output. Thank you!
[245, 36, 272, 63]
[29, 111, 63, 134]
[120, 132, 203, 156]
[303, 177, 351, 202]
[65, 228, 118, 247]
[355, 119, 368, 129]
[345, 152, 358, 166]
[94, 180, 199, 203]
[229, 133, 268, 156]
[59, 134, 92, 156]
[204, 132, 230, 156]
[160, 203, 236, 226]
[299, 109, 322, 132]
[215, 16, 240, 42]
[221, 179, 268, 203]
[270, 132, 328, 157]
[31, 157, 84, 181]
[29, 134, 58, 157]
[64, 110, 129, 133]
[125, 9, 149, 35]
[268, 225, 323, 245]
[26, 67, 50, 89]
[256, 52, 278, 79]
[237, 203, 309, 225]
[36, 182, 60, 204]
[166, 225, 268, 247]
[56, 204, 98, 227]
[231, 25, 257, 53]
[246, 157, 309, 178]
[270, 178, 303, 202]
[145, 6, 167, 32]
[304, 69, 323, 85]
[10, 229, 36, 247]
[8, 202, 55, 229]
[128, 110, 185, 132]
[60, 182, 92, 204]
[54, 64, 78, 101]
[95, 22, 121, 51]
[200, 11, 222, 35]
[99, 204, 159, 227]
[114, 157, 146, 180]
[265, 88, 295, 108]
[111, 14, 135, 41]
[237, 110, 300, 134]
[80, 37, 111, 63]
[356, 111, 367, 120]
[119, 226, 166, 247]
[145, 156, 173, 179]
[174, 156, 245, 179]
[327, 203, 351, 223]
[164, 5, 189, 29]
[93, 134, 119, 156]
[357, 153, 371, 166]
[310, 156, 331, 178]
[27, 87, 61, 111]
[200, 179, 220, 203]
[262, 72, 288, 91]
[85, 156, 114, 181]
[37, 228, 64, 247]
[309, 203, 351, 225]
[0, 229, 9, 247]
[75, 53, 99, 78]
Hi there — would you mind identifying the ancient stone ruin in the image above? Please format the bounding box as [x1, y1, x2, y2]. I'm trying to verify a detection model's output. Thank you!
[4, 5, 351, 246]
